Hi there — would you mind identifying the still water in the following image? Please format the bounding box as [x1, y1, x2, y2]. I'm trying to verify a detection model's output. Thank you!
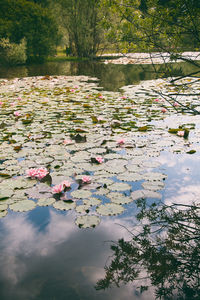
[0, 61, 199, 300]
[0, 59, 198, 91]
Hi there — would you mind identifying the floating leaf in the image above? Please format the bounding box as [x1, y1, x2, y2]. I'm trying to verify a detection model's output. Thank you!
[186, 150, 196, 154]
[71, 190, 92, 199]
[109, 182, 131, 191]
[0, 190, 13, 200]
[131, 189, 162, 201]
[37, 197, 55, 206]
[109, 192, 132, 205]
[83, 198, 102, 206]
[75, 215, 100, 228]
[53, 200, 76, 211]
[96, 203, 124, 216]
[142, 181, 165, 191]
[9, 199, 36, 212]
[0, 210, 7, 218]
[75, 204, 90, 213]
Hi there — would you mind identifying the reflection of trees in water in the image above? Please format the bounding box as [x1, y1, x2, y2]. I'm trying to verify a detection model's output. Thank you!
[0, 60, 199, 92]
[96, 199, 200, 300]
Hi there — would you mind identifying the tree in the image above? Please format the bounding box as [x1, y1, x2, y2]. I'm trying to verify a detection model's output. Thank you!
[96, 200, 200, 299]
[100, 0, 200, 114]
[59, 0, 106, 57]
[0, 0, 60, 62]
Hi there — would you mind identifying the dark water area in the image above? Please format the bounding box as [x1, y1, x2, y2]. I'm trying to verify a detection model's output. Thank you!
[0, 60, 198, 91]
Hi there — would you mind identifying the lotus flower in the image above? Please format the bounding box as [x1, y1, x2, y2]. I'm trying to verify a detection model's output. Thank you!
[154, 98, 159, 102]
[82, 175, 91, 184]
[63, 139, 73, 145]
[177, 131, 184, 137]
[117, 138, 125, 145]
[26, 167, 49, 180]
[62, 180, 71, 188]
[52, 184, 64, 194]
[95, 157, 104, 164]
[14, 111, 20, 117]
[36, 167, 49, 180]
[161, 108, 167, 113]
[26, 168, 39, 178]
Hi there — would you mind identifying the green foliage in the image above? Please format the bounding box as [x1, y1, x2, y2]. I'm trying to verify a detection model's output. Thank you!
[60, 0, 106, 57]
[101, 0, 200, 53]
[96, 200, 200, 299]
[0, 0, 60, 61]
[0, 38, 27, 65]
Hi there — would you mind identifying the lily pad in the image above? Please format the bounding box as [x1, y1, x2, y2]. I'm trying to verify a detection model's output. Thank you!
[142, 181, 165, 191]
[131, 189, 162, 200]
[96, 203, 124, 216]
[0, 210, 7, 218]
[75, 204, 90, 213]
[75, 215, 100, 228]
[37, 197, 55, 206]
[9, 199, 36, 212]
[109, 182, 131, 191]
[108, 192, 132, 204]
[71, 190, 92, 199]
[53, 200, 76, 211]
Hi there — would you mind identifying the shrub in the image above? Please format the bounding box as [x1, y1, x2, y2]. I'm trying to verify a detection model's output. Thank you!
[0, 38, 27, 65]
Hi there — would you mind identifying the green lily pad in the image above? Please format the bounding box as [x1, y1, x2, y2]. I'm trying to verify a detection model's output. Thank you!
[131, 189, 162, 200]
[71, 190, 92, 199]
[37, 197, 55, 206]
[109, 192, 132, 204]
[0, 210, 7, 218]
[0, 190, 13, 200]
[109, 182, 131, 191]
[75, 204, 90, 213]
[83, 198, 102, 206]
[96, 203, 124, 216]
[75, 215, 100, 228]
[142, 181, 165, 191]
[9, 199, 36, 212]
[53, 200, 76, 211]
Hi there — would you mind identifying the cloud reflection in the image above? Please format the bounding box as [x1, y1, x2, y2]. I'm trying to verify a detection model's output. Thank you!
[0, 210, 153, 300]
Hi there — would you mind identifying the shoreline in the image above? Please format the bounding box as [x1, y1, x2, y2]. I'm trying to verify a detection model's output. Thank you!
[102, 51, 200, 65]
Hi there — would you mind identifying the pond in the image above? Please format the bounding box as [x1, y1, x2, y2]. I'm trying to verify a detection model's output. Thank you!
[0, 61, 199, 300]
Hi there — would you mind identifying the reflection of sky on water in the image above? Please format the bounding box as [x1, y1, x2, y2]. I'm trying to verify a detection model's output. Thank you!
[0, 149, 199, 299]
[0, 209, 154, 300]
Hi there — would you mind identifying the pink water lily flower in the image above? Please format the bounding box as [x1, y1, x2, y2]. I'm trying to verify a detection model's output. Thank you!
[154, 98, 159, 102]
[95, 157, 104, 164]
[161, 108, 167, 113]
[62, 180, 71, 188]
[52, 184, 64, 194]
[82, 175, 91, 184]
[177, 130, 184, 137]
[36, 167, 49, 180]
[173, 102, 179, 107]
[0, 101, 3, 106]
[26, 168, 39, 178]
[11, 102, 16, 106]
[63, 139, 73, 145]
[14, 111, 20, 117]
[117, 138, 125, 145]
[120, 95, 127, 99]
[70, 89, 75, 92]
[26, 167, 49, 180]
[98, 95, 103, 99]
